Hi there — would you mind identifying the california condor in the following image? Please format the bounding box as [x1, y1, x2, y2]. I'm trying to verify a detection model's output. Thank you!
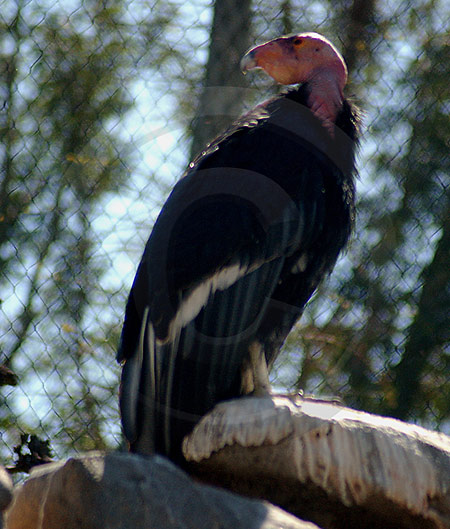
[118, 32, 360, 462]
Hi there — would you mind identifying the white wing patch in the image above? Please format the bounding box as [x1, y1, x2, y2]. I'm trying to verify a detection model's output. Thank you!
[164, 263, 248, 343]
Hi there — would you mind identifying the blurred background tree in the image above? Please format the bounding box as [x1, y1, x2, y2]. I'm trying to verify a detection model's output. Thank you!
[278, 2, 449, 428]
[0, 0, 448, 464]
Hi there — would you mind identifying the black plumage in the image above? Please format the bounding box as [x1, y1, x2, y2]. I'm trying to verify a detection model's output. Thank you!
[117, 77, 359, 462]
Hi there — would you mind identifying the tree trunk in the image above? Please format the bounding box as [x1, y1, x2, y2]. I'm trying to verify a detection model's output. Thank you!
[189, 0, 253, 160]
[390, 205, 450, 419]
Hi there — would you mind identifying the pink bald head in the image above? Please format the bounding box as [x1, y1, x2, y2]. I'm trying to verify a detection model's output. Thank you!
[241, 32, 348, 133]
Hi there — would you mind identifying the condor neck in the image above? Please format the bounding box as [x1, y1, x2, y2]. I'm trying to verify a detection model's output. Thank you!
[305, 68, 345, 134]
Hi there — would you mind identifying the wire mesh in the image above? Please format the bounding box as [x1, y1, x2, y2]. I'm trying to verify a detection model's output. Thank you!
[0, 0, 448, 469]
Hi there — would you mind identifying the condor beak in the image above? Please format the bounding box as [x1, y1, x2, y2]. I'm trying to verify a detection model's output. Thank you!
[240, 49, 259, 74]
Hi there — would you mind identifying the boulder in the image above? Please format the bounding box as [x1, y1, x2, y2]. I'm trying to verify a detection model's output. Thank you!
[0, 466, 13, 529]
[5, 451, 318, 529]
[183, 395, 450, 529]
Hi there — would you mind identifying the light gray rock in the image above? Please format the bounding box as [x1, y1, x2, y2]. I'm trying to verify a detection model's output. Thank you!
[183, 395, 450, 529]
[0, 465, 13, 529]
[5, 451, 319, 529]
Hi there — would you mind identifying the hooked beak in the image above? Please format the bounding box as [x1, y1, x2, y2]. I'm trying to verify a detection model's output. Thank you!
[240, 49, 259, 74]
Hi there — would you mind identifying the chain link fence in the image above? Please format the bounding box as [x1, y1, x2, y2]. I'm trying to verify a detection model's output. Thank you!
[1, 0, 448, 469]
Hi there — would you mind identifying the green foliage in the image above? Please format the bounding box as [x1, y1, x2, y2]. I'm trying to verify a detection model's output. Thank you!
[272, 4, 449, 429]
[1, 0, 448, 465]
[0, 0, 171, 457]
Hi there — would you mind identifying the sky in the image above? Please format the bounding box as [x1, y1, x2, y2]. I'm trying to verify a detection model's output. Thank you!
[3, 0, 449, 456]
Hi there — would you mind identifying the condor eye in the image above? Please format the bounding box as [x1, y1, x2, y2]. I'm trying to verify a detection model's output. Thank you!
[293, 37, 303, 46]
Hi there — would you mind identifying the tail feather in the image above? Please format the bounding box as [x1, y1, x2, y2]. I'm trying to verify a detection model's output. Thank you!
[119, 306, 147, 444]
[121, 257, 286, 462]
[120, 307, 156, 454]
